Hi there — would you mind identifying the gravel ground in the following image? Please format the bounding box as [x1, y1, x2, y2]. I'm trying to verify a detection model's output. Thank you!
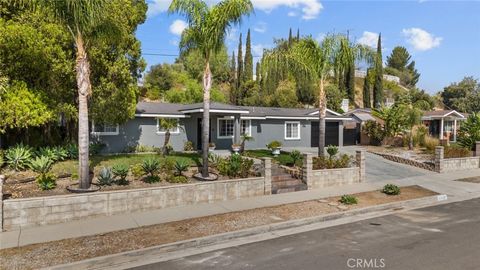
[0, 186, 436, 270]
[366, 146, 434, 163]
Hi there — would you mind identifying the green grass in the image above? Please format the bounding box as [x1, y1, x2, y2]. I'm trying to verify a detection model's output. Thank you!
[244, 149, 294, 165]
[52, 152, 201, 175]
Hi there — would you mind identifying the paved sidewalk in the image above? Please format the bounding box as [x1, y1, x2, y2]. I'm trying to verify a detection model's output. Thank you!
[2, 169, 480, 250]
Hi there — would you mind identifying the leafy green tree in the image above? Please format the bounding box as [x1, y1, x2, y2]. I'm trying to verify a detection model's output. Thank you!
[386, 46, 411, 70]
[385, 46, 420, 87]
[244, 29, 253, 81]
[144, 64, 174, 97]
[441, 77, 480, 112]
[325, 84, 344, 112]
[179, 46, 230, 83]
[271, 80, 298, 108]
[373, 34, 384, 108]
[458, 113, 480, 150]
[255, 61, 261, 82]
[169, 0, 253, 177]
[0, 81, 52, 133]
[158, 118, 183, 155]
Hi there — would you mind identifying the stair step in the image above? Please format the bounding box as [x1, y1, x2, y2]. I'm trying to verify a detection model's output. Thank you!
[272, 183, 308, 194]
[272, 179, 304, 186]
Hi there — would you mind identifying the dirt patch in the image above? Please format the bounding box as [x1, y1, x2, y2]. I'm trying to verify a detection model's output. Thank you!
[456, 176, 480, 183]
[366, 146, 434, 163]
[0, 186, 436, 269]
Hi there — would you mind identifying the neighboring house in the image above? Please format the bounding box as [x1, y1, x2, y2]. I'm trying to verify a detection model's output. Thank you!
[422, 110, 467, 142]
[344, 108, 381, 145]
[91, 102, 352, 153]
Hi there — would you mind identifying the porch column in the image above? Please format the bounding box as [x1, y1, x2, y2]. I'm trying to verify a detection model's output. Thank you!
[234, 115, 241, 144]
[338, 121, 344, 147]
[440, 118, 444, 140]
[453, 119, 457, 142]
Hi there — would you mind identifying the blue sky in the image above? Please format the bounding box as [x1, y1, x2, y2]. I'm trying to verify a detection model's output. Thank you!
[137, 0, 480, 94]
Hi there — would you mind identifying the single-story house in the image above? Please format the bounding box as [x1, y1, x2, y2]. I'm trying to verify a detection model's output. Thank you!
[344, 108, 381, 145]
[422, 110, 467, 142]
[91, 102, 353, 153]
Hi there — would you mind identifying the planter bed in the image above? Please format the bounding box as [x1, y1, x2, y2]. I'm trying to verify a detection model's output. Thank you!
[366, 146, 435, 171]
[0, 185, 436, 269]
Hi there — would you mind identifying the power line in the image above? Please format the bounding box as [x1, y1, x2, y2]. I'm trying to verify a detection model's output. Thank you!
[142, 52, 262, 58]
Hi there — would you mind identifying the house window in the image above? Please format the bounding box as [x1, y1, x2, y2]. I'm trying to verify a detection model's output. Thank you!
[218, 117, 234, 138]
[156, 118, 180, 134]
[91, 122, 119, 136]
[241, 120, 251, 136]
[285, 121, 300, 140]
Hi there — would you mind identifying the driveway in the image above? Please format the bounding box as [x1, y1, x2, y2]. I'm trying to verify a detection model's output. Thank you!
[284, 146, 434, 182]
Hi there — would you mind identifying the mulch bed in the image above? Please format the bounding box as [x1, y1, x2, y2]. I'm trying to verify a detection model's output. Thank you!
[0, 186, 436, 269]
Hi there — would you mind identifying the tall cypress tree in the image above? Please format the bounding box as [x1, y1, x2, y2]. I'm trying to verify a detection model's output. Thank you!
[346, 61, 356, 103]
[288, 28, 293, 45]
[237, 33, 243, 89]
[363, 68, 372, 108]
[230, 51, 237, 104]
[296, 28, 300, 40]
[373, 33, 383, 108]
[255, 61, 261, 82]
[244, 29, 253, 81]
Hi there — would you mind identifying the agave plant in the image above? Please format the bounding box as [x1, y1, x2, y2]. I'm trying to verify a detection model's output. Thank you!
[65, 143, 79, 159]
[29, 156, 54, 174]
[141, 158, 160, 177]
[174, 160, 189, 176]
[112, 163, 129, 185]
[97, 167, 114, 186]
[52, 146, 68, 161]
[5, 144, 33, 171]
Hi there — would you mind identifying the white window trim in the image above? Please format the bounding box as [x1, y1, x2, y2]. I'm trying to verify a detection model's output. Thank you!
[217, 117, 235, 139]
[91, 121, 119, 136]
[241, 119, 251, 136]
[284, 121, 301, 140]
[156, 118, 180, 134]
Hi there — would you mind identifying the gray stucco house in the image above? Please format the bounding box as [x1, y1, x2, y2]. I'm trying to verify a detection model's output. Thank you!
[91, 102, 352, 153]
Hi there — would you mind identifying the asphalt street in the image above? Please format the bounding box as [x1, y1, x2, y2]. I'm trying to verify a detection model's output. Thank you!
[132, 197, 480, 270]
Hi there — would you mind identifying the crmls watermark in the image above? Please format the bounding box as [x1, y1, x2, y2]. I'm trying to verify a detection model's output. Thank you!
[347, 258, 386, 268]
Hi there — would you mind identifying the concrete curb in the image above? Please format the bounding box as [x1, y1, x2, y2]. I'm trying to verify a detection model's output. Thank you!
[46, 194, 447, 270]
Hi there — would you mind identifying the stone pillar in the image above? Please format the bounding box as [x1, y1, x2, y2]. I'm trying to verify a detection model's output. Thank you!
[475, 142, 480, 157]
[302, 153, 313, 189]
[0, 175, 4, 231]
[356, 150, 366, 182]
[234, 115, 241, 145]
[435, 146, 444, 173]
[261, 158, 272, 195]
[338, 121, 344, 147]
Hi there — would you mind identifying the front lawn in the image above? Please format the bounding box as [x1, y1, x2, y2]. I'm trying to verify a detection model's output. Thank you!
[244, 149, 295, 165]
[51, 152, 202, 176]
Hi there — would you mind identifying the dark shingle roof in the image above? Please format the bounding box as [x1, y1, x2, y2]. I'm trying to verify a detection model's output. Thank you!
[423, 110, 466, 118]
[135, 102, 349, 119]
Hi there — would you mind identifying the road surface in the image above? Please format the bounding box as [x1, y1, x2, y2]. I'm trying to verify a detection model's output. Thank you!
[133, 198, 480, 270]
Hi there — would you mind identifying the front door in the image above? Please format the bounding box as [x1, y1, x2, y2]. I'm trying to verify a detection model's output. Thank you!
[197, 118, 211, 150]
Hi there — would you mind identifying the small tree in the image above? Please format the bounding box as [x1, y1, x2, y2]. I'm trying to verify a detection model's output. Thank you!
[458, 113, 480, 150]
[158, 118, 183, 155]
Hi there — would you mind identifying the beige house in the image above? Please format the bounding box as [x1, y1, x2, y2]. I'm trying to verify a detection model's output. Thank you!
[422, 110, 467, 142]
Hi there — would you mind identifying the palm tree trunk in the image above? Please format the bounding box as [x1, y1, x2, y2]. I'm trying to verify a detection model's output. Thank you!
[318, 78, 326, 157]
[202, 61, 212, 177]
[163, 130, 171, 155]
[76, 34, 91, 190]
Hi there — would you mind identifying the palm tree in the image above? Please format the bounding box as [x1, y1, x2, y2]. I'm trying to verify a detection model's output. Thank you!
[26, 0, 115, 189]
[159, 118, 184, 155]
[169, 0, 253, 177]
[264, 35, 342, 156]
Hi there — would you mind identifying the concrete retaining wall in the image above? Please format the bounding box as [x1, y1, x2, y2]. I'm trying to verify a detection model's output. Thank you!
[1, 175, 270, 231]
[302, 151, 365, 189]
[435, 146, 480, 173]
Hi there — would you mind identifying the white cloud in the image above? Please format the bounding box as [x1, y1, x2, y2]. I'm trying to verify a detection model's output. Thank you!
[357, 31, 379, 47]
[227, 28, 238, 42]
[287, 11, 297, 17]
[402, 28, 442, 51]
[148, 0, 323, 20]
[253, 22, 267, 33]
[169, 19, 188, 36]
[147, 0, 170, 17]
[252, 44, 270, 56]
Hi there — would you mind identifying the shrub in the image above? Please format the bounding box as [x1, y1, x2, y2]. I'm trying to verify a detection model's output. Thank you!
[313, 154, 353, 170]
[112, 164, 129, 185]
[89, 142, 105, 155]
[37, 172, 57, 190]
[424, 135, 439, 152]
[65, 143, 78, 159]
[217, 155, 254, 178]
[159, 144, 173, 156]
[144, 175, 161, 183]
[364, 120, 385, 146]
[289, 150, 302, 166]
[97, 167, 115, 186]
[444, 145, 472, 158]
[29, 156, 54, 174]
[167, 175, 189, 183]
[339, 195, 358, 205]
[141, 158, 161, 177]
[326, 145, 339, 158]
[36, 146, 68, 162]
[0, 151, 4, 168]
[184, 141, 195, 151]
[266, 140, 282, 149]
[161, 158, 176, 173]
[174, 160, 189, 176]
[382, 184, 401, 195]
[413, 125, 428, 147]
[458, 113, 480, 150]
[130, 163, 144, 179]
[5, 144, 33, 171]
